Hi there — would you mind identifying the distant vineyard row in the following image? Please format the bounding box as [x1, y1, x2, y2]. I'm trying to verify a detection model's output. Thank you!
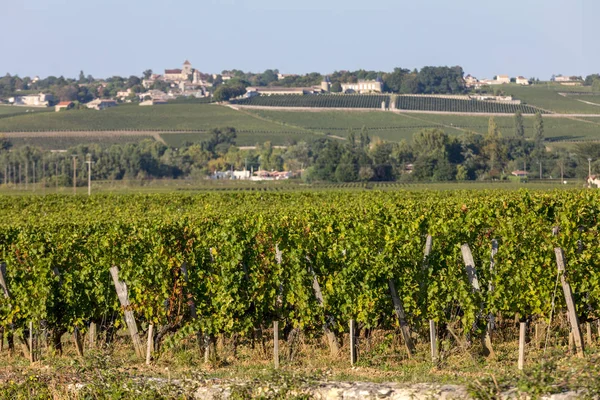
[395, 96, 548, 114]
[232, 95, 390, 109]
[233, 94, 549, 114]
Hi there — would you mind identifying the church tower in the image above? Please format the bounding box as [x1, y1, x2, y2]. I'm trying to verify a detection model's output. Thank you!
[182, 60, 193, 76]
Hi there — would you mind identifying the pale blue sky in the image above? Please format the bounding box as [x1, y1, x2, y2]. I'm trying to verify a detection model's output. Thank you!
[2, 0, 597, 80]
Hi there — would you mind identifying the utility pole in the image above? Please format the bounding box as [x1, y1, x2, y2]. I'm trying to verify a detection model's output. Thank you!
[72, 155, 77, 194]
[55, 161, 58, 190]
[559, 158, 564, 184]
[539, 160, 542, 180]
[588, 158, 592, 178]
[85, 154, 94, 196]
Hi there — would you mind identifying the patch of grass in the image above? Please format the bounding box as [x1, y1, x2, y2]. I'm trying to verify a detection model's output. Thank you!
[160, 130, 325, 147]
[501, 84, 600, 114]
[0, 104, 310, 134]
[0, 105, 53, 118]
[0, 325, 599, 399]
[246, 109, 600, 143]
[7, 135, 156, 150]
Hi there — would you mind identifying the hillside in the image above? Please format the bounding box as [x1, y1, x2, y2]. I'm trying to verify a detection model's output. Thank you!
[1, 99, 599, 150]
[500, 84, 600, 114]
[248, 109, 600, 143]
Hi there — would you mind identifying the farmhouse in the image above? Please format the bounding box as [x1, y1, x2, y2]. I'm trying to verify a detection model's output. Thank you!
[495, 75, 510, 84]
[116, 88, 133, 100]
[277, 73, 298, 80]
[464, 74, 479, 87]
[245, 87, 322, 96]
[511, 170, 528, 177]
[516, 76, 529, 85]
[341, 78, 383, 94]
[139, 99, 168, 106]
[55, 101, 74, 112]
[10, 93, 53, 107]
[86, 99, 117, 110]
[139, 90, 170, 102]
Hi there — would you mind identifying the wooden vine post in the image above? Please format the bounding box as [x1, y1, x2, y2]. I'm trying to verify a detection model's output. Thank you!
[486, 239, 498, 354]
[274, 245, 283, 369]
[554, 248, 585, 358]
[349, 319, 357, 366]
[388, 279, 416, 358]
[146, 324, 153, 365]
[461, 243, 495, 357]
[180, 261, 202, 360]
[518, 321, 526, 370]
[308, 258, 340, 356]
[109, 266, 144, 358]
[0, 262, 17, 356]
[422, 235, 437, 362]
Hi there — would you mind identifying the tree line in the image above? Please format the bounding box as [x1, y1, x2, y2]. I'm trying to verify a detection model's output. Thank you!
[0, 115, 597, 186]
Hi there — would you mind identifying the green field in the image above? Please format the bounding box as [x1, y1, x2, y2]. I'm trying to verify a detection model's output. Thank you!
[2, 101, 600, 149]
[6, 135, 157, 150]
[247, 109, 600, 142]
[248, 109, 465, 141]
[159, 129, 325, 147]
[0, 104, 311, 133]
[501, 84, 600, 114]
[0, 105, 53, 117]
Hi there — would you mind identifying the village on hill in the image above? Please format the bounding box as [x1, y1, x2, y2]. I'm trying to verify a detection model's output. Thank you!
[2, 59, 596, 112]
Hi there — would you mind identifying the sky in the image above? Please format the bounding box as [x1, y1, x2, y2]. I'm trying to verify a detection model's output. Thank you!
[1, 0, 598, 80]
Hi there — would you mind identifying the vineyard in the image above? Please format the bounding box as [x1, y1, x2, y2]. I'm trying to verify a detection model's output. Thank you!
[232, 94, 390, 109]
[395, 96, 548, 114]
[0, 190, 598, 377]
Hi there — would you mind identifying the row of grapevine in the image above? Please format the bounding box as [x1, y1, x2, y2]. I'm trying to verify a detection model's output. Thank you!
[395, 96, 548, 114]
[0, 191, 597, 359]
[232, 95, 389, 109]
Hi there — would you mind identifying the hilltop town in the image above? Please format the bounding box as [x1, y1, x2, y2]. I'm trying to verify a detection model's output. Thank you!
[2, 60, 598, 112]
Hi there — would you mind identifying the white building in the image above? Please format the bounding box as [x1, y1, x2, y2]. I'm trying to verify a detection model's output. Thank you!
[86, 99, 117, 110]
[139, 99, 168, 106]
[515, 76, 529, 85]
[464, 74, 479, 87]
[341, 79, 383, 94]
[495, 75, 510, 84]
[10, 93, 53, 107]
[139, 90, 170, 102]
[245, 86, 322, 96]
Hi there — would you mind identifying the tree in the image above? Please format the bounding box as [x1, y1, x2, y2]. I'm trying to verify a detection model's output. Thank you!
[359, 127, 370, 149]
[213, 81, 246, 102]
[334, 150, 358, 182]
[534, 112, 544, 152]
[78, 70, 85, 83]
[143, 69, 153, 80]
[201, 127, 237, 155]
[514, 110, 525, 139]
[484, 117, 503, 172]
[330, 82, 342, 93]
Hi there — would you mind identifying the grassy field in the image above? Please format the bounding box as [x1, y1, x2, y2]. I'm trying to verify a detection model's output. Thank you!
[403, 113, 600, 141]
[1, 101, 600, 149]
[6, 135, 157, 150]
[501, 84, 600, 114]
[0, 105, 53, 117]
[247, 109, 600, 142]
[248, 109, 466, 141]
[160, 129, 325, 147]
[0, 104, 311, 133]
